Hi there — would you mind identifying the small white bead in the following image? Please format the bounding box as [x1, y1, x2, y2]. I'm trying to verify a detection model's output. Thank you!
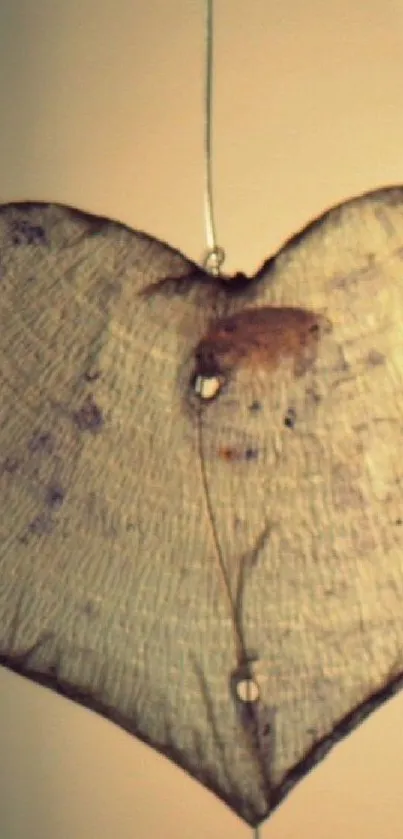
[235, 678, 260, 703]
[194, 374, 221, 400]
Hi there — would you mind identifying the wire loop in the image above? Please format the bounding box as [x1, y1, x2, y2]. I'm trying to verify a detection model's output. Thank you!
[203, 244, 225, 275]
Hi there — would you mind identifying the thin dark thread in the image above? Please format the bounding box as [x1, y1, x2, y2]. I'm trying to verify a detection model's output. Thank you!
[195, 411, 273, 810]
[196, 408, 243, 658]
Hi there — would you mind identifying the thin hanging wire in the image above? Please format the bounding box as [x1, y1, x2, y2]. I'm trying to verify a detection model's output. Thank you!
[203, 0, 225, 275]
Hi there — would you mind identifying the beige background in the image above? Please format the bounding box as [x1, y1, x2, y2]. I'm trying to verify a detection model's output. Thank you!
[0, 1, 403, 836]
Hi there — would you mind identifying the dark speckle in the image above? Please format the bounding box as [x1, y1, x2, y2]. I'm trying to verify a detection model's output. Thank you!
[395, 518, 402, 526]
[284, 407, 297, 429]
[73, 395, 104, 432]
[46, 484, 65, 508]
[245, 448, 259, 461]
[249, 400, 262, 412]
[11, 219, 47, 246]
[83, 600, 100, 619]
[29, 431, 54, 453]
[308, 322, 320, 334]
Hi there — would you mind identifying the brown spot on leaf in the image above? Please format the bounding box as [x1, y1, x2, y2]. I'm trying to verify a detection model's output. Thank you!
[218, 446, 243, 462]
[249, 400, 262, 412]
[194, 306, 331, 384]
[218, 446, 259, 462]
[73, 395, 104, 432]
[46, 484, 65, 508]
[284, 408, 297, 429]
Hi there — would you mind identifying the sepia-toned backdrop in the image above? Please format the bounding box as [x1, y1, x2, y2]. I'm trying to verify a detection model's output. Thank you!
[0, 1, 402, 837]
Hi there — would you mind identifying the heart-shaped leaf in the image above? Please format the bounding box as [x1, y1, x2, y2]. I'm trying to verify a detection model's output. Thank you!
[0, 187, 402, 827]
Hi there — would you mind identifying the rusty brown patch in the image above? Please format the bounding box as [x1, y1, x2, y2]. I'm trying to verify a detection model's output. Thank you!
[73, 395, 104, 432]
[194, 306, 331, 382]
[218, 446, 241, 462]
[217, 446, 259, 462]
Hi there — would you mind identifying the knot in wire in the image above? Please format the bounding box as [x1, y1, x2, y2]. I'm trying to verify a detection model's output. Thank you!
[203, 245, 225, 276]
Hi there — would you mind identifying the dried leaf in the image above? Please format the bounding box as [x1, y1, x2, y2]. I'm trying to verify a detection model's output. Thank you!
[0, 188, 403, 826]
